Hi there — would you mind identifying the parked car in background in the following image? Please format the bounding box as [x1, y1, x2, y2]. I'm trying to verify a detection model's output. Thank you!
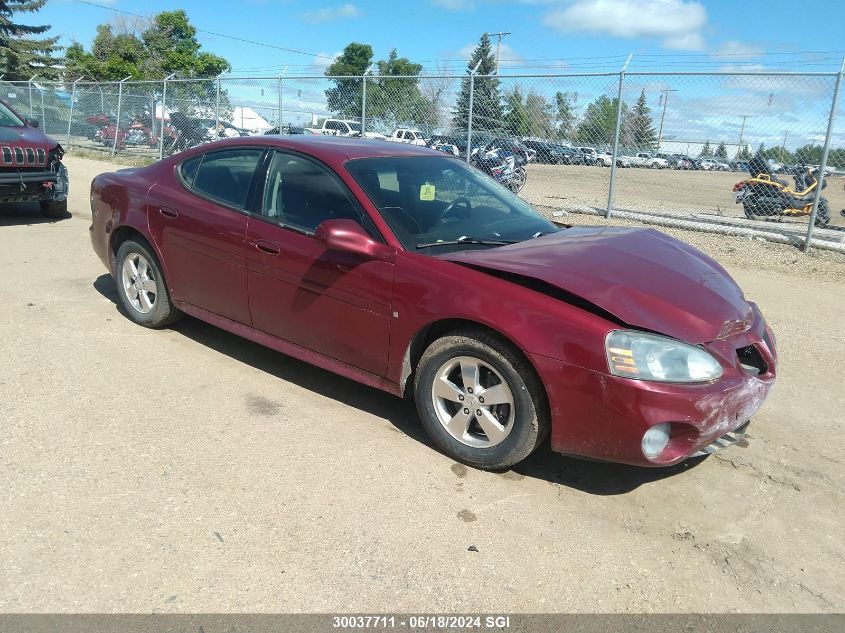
[0, 98, 69, 217]
[307, 118, 362, 137]
[388, 128, 428, 146]
[483, 138, 533, 164]
[730, 160, 751, 172]
[576, 146, 599, 165]
[89, 136, 777, 470]
[629, 152, 669, 169]
[597, 151, 632, 168]
[264, 125, 318, 135]
[522, 140, 566, 164]
[555, 145, 584, 165]
[668, 154, 694, 170]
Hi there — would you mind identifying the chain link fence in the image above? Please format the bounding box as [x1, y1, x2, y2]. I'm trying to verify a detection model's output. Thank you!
[1, 66, 843, 249]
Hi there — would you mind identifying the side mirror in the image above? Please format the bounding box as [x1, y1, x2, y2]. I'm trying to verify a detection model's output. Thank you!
[314, 219, 393, 261]
[27, 118, 40, 128]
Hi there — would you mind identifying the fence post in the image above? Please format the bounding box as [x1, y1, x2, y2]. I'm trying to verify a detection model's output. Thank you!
[803, 56, 845, 252]
[112, 76, 131, 157]
[215, 76, 221, 132]
[606, 54, 632, 218]
[465, 59, 483, 162]
[160, 73, 175, 160]
[40, 88, 45, 130]
[66, 77, 84, 147]
[28, 75, 36, 117]
[277, 73, 282, 132]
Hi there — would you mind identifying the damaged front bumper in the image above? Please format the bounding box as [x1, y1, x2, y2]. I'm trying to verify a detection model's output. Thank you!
[0, 162, 68, 204]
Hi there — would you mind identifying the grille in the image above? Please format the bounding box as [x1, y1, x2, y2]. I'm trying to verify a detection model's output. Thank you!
[13, 148, 23, 163]
[36, 148, 45, 163]
[0, 145, 48, 166]
[737, 345, 768, 376]
[1, 148, 10, 163]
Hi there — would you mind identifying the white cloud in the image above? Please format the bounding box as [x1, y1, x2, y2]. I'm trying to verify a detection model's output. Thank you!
[543, 0, 707, 51]
[302, 4, 361, 24]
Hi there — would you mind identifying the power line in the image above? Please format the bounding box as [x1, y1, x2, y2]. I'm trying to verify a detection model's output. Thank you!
[70, 0, 337, 60]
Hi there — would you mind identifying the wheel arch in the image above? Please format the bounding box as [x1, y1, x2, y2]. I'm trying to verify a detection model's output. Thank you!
[398, 318, 547, 404]
[109, 226, 164, 275]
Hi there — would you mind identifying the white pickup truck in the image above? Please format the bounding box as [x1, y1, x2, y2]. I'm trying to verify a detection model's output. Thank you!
[387, 128, 427, 146]
[628, 152, 669, 169]
[307, 118, 362, 136]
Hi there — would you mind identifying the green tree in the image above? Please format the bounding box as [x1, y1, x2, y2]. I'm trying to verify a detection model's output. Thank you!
[699, 140, 713, 157]
[525, 91, 554, 138]
[0, 0, 61, 80]
[64, 12, 229, 81]
[502, 87, 529, 136]
[715, 141, 728, 159]
[624, 89, 657, 150]
[737, 144, 752, 160]
[575, 95, 626, 146]
[453, 33, 503, 132]
[369, 49, 431, 130]
[324, 42, 372, 118]
[554, 91, 576, 141]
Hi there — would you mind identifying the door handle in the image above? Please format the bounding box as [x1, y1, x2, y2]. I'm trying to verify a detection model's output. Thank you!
[253, 239, 281, 255]
[159, 206, 178, 219]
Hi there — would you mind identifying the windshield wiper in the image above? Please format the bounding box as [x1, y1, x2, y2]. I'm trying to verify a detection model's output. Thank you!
[416, 235, 517, 249]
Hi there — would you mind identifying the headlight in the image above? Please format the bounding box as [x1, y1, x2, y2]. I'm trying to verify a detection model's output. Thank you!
[605, 330, 723, 383]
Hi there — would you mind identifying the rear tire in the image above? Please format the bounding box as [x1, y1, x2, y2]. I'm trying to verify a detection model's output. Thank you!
[40, 199, 67, 218]
[815, 199, 831, 227]
[114, 239, 182, 328]
[414, 329, 549, 470]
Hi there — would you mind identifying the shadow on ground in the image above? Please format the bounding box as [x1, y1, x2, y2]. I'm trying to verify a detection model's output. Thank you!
[0, 201, 71, 226]
[93, 273, 704, 495]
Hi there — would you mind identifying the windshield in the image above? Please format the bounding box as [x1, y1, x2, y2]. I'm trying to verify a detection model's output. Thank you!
[0, 101, 25, 126]
[348, 122, 362, 132]
[345, 156, 558, 253]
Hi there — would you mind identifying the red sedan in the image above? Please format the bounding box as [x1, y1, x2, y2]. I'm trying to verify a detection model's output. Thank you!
[89, 137, 777, 470]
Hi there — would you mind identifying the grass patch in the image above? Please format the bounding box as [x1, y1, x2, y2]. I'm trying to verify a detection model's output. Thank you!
[66, 147, 157, 167]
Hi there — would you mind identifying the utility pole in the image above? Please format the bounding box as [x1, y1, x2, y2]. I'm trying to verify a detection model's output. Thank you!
[485, 31, 511, 75]
[737, 115, 751, 158]
[656, 88, 676, 150]
[781, 130, 788, 163]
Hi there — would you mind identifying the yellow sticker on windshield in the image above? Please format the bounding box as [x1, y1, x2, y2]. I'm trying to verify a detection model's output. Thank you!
[420, 183, 435, 201]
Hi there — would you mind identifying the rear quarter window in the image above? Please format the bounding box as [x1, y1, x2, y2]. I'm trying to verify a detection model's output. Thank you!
[179, 155, 201, 187]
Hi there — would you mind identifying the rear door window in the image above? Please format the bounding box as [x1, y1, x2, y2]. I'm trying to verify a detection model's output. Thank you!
[190, 148, 264, 209]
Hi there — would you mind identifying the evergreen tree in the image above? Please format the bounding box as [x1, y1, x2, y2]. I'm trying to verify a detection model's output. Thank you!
[0, 0, 61, 80]
[503, 87, 529, 136]
[554, 91, 576, 141]
[699, 140, 713, 157]
[575, 95, 626, 146]
[715, 141, 728, 159]
[453, 33, 503, 132]
[737, 144, 752, 160]
[625, 89, 657, 150]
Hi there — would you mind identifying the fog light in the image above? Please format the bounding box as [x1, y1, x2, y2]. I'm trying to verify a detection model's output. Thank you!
[642, 423, 671, 460]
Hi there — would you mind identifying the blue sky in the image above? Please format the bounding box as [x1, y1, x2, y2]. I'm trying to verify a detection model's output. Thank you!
[38, 1, 845, 149]
[42, 0, 845, 76]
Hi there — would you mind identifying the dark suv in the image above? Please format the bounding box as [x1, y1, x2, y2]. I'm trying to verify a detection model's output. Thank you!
[0, 99, 68, 217]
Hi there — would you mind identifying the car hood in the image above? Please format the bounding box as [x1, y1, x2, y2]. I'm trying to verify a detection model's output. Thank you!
[442, 227, 752, 344]
[0, 125, 56, 149]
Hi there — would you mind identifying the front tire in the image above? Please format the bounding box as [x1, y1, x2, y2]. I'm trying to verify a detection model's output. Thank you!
[40, 199, 67, 218]
[414, 330, 549, 470]
[114, 239, 182, 328]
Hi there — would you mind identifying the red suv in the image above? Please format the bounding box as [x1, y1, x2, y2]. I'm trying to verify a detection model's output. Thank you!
[0, 99, 69, 217]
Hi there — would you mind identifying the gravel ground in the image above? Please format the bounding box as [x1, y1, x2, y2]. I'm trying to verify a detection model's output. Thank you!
[1, 154, 843, 614]
[522, 163, 845, 229]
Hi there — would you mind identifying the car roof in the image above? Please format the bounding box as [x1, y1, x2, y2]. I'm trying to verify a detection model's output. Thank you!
[182, 135, 444, 162]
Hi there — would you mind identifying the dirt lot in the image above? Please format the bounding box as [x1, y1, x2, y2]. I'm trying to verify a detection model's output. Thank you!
[522, 163, 845, 229]
[1, 154, 843, 613]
